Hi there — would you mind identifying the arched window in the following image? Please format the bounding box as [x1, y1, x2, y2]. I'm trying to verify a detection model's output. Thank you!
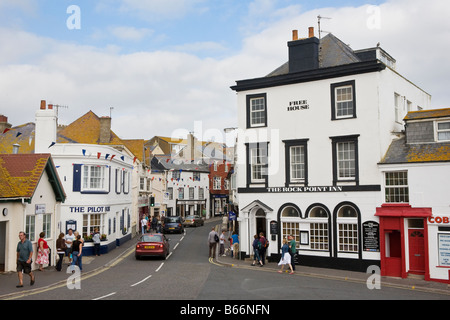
[308, 205, 329, 251]
[336, 204, 359, 253]
[281, 206, 300, 218]
[280, 205, 301, 249]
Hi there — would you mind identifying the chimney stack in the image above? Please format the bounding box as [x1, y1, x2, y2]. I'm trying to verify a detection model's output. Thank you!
[0, 115, 12, 133]
[99, 116, 111, 144]
[35, 99, 57, 153]
[288, 27, 319, 73]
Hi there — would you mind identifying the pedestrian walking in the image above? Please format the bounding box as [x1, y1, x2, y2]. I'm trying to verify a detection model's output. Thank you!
[92, 228, 101, 256]
[152, 215, 158, 232]
[251, 234, 263, 267]
[231, 232, 239, 259]
[208, 227, 219, 259]
[71, 234, 83, 272]
[278, 239, 294, 274]
[141, 216, 147, 234]
[16, 231, 35, 288]
[219, 230, 226, 256]
[288, 235, 296, 271]
[56, 232, 66, 271]
[36, 232, 49, 271]
[65, 228, 75, 264]
[259, 232, 267, 265]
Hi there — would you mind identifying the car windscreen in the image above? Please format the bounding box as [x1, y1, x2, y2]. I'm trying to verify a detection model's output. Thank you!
[141, 235, 163, 242]
[185, 216, 196, 219]
[165, 217, 179, 223]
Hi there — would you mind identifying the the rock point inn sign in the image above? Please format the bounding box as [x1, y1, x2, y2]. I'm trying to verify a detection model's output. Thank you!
[267, 186, 343, 193]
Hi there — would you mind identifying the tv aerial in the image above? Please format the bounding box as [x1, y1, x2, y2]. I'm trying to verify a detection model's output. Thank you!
[317, 15, 332, 39]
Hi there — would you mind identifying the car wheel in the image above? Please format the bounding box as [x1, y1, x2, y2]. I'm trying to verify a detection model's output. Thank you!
[135, 255, 140, 260]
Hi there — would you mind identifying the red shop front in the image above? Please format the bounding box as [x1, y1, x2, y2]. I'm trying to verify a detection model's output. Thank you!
[375, 204, 432, 280]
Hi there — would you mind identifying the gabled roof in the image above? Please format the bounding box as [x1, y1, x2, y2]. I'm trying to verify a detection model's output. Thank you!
[0, 110, 147, 163]
[57, 111, 123, 145]
[0, 123, 35, 154]
[0, 154, 66, 203]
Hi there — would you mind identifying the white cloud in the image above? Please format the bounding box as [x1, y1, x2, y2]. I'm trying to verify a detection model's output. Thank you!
[110, 26, 154, 41]
[0, 0, 449, 143]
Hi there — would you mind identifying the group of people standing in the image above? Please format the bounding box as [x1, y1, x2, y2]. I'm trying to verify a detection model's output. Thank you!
[207, 227, 239, 260]
[15, 228, 94, 288]
[140, 214, 161, 234]
[209, 229, 297, 275]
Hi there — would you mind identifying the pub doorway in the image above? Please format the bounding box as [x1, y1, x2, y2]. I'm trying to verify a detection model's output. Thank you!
[255, 209, 267, 237]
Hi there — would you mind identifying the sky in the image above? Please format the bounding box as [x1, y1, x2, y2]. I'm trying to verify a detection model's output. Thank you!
[0, 0, 449, 143]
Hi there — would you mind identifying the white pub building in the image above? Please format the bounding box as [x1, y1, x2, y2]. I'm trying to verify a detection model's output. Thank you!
[231, 27, 434, 275]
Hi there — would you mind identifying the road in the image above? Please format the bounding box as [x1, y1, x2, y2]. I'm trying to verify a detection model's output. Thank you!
[3, 218, 449, 306]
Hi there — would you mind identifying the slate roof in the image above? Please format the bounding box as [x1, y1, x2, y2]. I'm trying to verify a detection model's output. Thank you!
[0, 154, 66, 202]
[404, 108, 450, 121]
[151, 155, 210, 173]
[380, 137, 450, 164]
[266, 33, 364, 77]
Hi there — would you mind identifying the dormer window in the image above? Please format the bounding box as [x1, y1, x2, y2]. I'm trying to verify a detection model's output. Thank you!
[436, 121, 450, 142]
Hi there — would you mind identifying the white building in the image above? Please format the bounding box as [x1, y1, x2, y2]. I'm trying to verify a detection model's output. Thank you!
[35, 103, 135, 255]
[151, 155, 210, 219]
[378, 108, 450, 283]
[0, 154, 65, 272]
[230, 28, 432, 272]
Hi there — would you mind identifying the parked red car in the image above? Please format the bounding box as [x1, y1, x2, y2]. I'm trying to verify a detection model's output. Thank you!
[135, 233, 170, 260]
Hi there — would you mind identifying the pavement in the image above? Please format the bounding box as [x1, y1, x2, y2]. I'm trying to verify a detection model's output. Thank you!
[214, 225, 450, 298]
[0, 235, 137, 300]
[1, 220, 449, 299]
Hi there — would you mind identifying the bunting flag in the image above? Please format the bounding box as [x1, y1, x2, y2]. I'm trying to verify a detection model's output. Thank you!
[82, 149, 86, 156]
[48, 142, 56, 148]
[133, 156, 137, 164]
[2, 128, 10, 134]
[110, 155, 116, 161]
[16, 132, 22, 138]
[105, 154, 110, 160]
[120, 156, 125, 161]
[97, 152, 101, 159]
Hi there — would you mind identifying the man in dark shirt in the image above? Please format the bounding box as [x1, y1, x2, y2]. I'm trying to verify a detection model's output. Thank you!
[16, 231, 35, 288]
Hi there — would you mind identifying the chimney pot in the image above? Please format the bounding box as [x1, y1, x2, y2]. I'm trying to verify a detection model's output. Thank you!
[48, 104, 53, 110]
[292, 30, 298, 41]
[40, 100, 46, 110]
[12, 143, 20, 154]
[309, 27, 315, 38]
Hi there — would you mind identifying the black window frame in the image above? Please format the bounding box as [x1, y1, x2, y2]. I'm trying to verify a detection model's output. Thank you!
[330, 135, 360, 186]
[283, 139, 309, 187]
[331, 80, 356, 120]
[246, 93, 268, 128]
[245, 142, 269, 188]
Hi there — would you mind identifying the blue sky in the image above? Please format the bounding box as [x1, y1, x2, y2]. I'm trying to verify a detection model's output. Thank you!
[0, 0, 448, 140]
[1, 0, 384, 57]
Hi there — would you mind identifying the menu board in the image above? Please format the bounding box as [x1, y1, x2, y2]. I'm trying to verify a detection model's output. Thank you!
[438, 234, 450, 266]
[363, 221, 380, 252]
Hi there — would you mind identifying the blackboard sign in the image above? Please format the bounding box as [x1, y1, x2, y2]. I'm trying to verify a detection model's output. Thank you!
[270, 220, 278, 235]
[363, 221, 380, 252]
